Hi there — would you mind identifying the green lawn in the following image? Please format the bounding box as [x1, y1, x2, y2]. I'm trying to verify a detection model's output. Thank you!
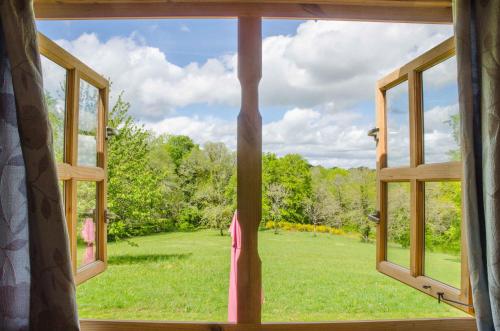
[76, 230, 466, 321]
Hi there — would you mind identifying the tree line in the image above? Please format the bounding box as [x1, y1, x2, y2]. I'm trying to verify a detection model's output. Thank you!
[47, 92, 462, 254]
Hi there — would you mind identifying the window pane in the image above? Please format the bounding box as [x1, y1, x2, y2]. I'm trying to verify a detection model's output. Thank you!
[77, 181, 98, 269]
[78, 80, 99, 166]
[424, 181, 462, 288]
[423, 57, 460, 163]
[59, 180, 65, 209]
[41, 56, 66, 163]
[387, 182, 410, 268]
[386, 81, 410, 167]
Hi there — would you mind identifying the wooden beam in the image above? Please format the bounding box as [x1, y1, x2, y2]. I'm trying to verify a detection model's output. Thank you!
[236, 16, 262, 324]
[34, 0, 451, 6]
[34, 1, 452, 23]
[375, 87, 387, 265]
[379, 162, 462, 181]
[79, 319, 477, 331]
[377, 37, 455, 91]
[38, 33, 108, 89]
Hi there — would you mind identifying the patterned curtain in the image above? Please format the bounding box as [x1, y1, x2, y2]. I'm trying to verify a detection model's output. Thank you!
[454, 0, 500, 330]
[0, 22, 31, 331]
[0, 1, 79, 330]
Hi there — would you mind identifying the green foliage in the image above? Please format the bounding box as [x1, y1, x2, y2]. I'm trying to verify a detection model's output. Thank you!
[265, 221, 345, 235]
[97, 92, 461, 253]
[163, 134, 196, 172]
[263, 153, 312, 224]
[107, 94, 167, 240]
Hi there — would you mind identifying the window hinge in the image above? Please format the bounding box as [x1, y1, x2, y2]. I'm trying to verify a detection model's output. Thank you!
[367, 211, 380, 224]
[367, 127, 379, 144]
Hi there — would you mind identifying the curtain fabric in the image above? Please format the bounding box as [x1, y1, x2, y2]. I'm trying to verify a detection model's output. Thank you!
[454, 0, 500, 330]
[0, 23, 31, 331]
[0, 1, 79, 330]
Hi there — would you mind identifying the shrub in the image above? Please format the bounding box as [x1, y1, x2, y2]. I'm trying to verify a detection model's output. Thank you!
[265, 220, 345, 235]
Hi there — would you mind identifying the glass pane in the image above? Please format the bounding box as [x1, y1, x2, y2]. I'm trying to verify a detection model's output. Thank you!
[386, 81, 410, 167]
[387, 182, 410, 268]
[41, 56, 66, 163]
[423, 57, 460, 163]
[77, 181, 98, 269]
[424, 181, 462, 288]
[59, 180, 65, 209]
[78, 80, 99, 166]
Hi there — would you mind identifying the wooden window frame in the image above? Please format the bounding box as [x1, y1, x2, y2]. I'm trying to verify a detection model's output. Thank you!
[375, 36, 472, 313]
[34, 1, 479, 330]
[39, 33, 109, 284]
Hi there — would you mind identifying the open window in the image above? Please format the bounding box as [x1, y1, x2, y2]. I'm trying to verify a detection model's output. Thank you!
[39, 33, 109, 284]
[374, 36, 472, 313]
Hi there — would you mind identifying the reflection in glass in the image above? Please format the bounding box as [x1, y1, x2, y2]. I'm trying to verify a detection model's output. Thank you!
[77, 181, 98, 269]
[78, 80, 99, 166]
[424, 181, 461, 288]
[41, 56, 67, 163]
[59, 181, 65, 209]
[423, 57, 460, 163]
[386, 81, 410, 167]
[387, 182, 410, 268]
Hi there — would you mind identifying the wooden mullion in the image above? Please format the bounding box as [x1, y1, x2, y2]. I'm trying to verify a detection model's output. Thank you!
[375, 87, 387, 266]
[64, 68, 79, 274]
[379, 162, 462, 181]
[377, 37, 455, 91]
[39, 33, 108, 88]
[236, 16, 262, 323]
[96, 84, 109, 269]
[409, 70, 424, 277]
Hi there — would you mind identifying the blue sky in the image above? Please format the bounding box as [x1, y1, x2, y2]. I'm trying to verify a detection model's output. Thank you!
[37, 19, 456, 168]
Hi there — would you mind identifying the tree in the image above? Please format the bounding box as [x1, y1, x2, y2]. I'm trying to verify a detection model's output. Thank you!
[304, 178, 339, 236]
[196, 143, 236, 235]
[267, 182, 288, 234]
[164, 135, 196, 173]
[262, 153, 312, 224]
[387, 183, 411, 248]
[106, 94, 167, 240]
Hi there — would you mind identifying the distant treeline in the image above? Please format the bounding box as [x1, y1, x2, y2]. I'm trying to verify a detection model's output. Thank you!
[47, 93, 461, 254]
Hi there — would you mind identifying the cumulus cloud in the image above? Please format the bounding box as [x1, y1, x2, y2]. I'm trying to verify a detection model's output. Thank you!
[260, 21, 453, 111]
[423, 103, 460, 163]
[145, 108, 376, 169]
[55, 33, 240, 120]
[145, 115, 237, 150]
[46, 20, 455, 167]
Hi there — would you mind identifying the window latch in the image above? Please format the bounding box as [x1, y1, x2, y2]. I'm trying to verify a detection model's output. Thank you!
[106, 126, 118, 140]
[437, 292, 474, 308]
[367, 211, 380, 224]
[104, 209, 117, 224]
[367, 127, 379, 144]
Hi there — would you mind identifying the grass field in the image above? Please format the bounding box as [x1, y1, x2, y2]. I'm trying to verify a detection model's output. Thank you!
[76, 230, 466, 321]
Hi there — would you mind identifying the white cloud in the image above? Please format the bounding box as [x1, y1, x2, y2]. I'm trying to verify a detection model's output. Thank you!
[145, 107, 377, 168]
[46, 21, 455, 167]
[423, 103, 460, 163]
[55, 33, 240, 121]
[259, 21, 453, 111]
[144, 115, 237, 150]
